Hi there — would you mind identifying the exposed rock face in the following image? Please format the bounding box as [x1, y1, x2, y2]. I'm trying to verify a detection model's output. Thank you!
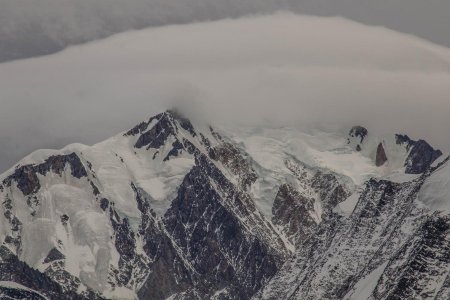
[134, 113, 178, 149]
[0, 285, 47, 300]
[348, 126, 368, 151]
[132, 184, 194, 300]
[396, 134, 442, 174]
[272, 184, 317, 245]
[209, 142, 258, 190]
[43, 247, 65, 264]
[376, 142, 388, 166]
[128, 110, 197, 151]
[256, 161, 450, 300]
[349, 126, 368, 143]
[285, 159, 351, 214]
[273, 160, 351, 245]
[310, 171, 350, 215]
[372, 213, 450, 299]
[0, 246, 101, 299]
[3, 152, 87, 196]
[135, 135, 288, 299]
[160, 165, 282, 298]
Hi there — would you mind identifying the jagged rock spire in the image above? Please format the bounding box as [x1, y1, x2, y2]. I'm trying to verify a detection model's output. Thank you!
[376, 142, 388, 166]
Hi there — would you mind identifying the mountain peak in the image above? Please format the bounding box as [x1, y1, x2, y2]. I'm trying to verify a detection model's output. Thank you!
[347, 125, 368, 151]
[124, 109, 197, 150]
[395, 134, 443, 174]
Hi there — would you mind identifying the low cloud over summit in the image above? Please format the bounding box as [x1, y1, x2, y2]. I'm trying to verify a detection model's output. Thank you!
[1, 13, 450, 172]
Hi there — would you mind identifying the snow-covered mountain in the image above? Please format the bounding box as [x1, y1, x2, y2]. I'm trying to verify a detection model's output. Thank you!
[0, 110, 449, 299]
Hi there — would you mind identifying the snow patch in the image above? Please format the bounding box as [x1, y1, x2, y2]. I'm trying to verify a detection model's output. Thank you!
[344, 262, 388, 300]
[335, 191, 361, 216]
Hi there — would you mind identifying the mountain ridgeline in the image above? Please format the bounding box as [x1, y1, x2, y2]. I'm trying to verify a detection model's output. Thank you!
[0, 110, 448, 299]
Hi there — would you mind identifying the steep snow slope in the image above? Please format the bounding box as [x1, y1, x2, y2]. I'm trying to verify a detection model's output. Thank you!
[0, 111, 288, 299]
[419, 162, 450, 212]
[0, 110, 447, 299]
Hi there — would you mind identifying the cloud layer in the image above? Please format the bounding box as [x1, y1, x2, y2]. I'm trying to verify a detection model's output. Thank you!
[2, 0, 450, 62]
[1, 13, 450, 172]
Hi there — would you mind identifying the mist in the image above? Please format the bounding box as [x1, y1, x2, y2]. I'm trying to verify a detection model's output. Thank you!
[0, 14, 450, 172]
[1, 0, 450, 62]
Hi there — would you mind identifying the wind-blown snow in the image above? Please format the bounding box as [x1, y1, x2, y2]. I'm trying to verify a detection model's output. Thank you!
[226, 126, 376, 217]
[80, 133, 195, 219]
[227, 126, 379, 183]
[418, 160, 450, 212]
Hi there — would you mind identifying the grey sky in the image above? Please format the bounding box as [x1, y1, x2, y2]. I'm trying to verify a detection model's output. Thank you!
[1, 0, 450, 62]
[1, 14, 450, 173]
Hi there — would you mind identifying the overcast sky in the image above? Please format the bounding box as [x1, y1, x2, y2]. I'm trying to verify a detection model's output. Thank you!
[1, 0, 450, 62]
[1, 13, 450, 173]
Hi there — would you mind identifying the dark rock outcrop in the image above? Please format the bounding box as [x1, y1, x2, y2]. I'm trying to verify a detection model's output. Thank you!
[134, 184, 196, 300]
[284, 159, 351, 217]
[99, 198, 109, 211]
[209, 142, 258, 190]
[134, 112, 177, 149]
[0, 246, 101, 300]
[43, 248, 65, 264]
[348, 126, 368, 151]
[396, 134, 442, 174]
[37, 153, 87, 179]
[130, 110, 197, 151]
[272, 184, 317, 244]
[160, 164, 283, 299]
[108, 201, 149, 289]
[310, 171, 350, 214]
[0, 285, 47, 300]
[3, 152, 87, 196]
[349, 126, 368, 143]
[3, 165, 40, 196]
[373, 213, 450, 299]
[376, 142, 388, 166]
[163, 139, 184, 161]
